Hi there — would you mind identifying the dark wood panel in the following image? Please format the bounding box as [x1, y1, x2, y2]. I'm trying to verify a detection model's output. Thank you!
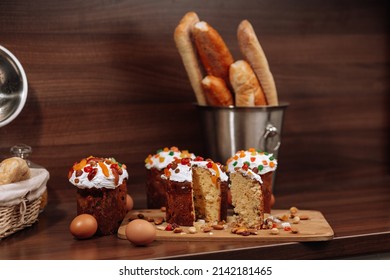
[0, 0, 389, 203]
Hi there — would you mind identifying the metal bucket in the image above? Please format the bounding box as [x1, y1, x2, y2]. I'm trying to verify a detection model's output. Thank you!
[0, 45, 28, 128]
[197, 104, 288, 189]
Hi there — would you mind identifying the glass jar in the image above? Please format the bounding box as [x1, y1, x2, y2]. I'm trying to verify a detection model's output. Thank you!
[10, 143, 42, 168]
[10, 143, 48, 211]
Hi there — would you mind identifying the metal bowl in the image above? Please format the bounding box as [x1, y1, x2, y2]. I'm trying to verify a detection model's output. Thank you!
[0, 45, 28, 128]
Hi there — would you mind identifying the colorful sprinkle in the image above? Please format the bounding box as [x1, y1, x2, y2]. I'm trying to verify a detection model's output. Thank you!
[83, 165, 93, 173]
[170, 146, 179, 152]
[98, 162, 109, 177]
[73, 159, 87, 171]
[194, 156, 204, 161]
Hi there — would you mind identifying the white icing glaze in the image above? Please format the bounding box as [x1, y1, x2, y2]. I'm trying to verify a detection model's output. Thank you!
[161, 159, 228, 183]
[69, 157, 128, 189]
[144, 147, 195, 170]
[192, 161, 228, 182]
[226, 149, 277, 183]
[163, 162, 192, 182]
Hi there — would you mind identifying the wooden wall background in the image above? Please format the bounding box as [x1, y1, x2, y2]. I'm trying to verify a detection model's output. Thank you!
[0, 0, 389, 208]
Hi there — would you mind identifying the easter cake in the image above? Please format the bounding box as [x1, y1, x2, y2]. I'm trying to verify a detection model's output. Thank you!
[68, 156, 128, 235]
[144, 147, 195, 209]
[162, 157, 228, 226]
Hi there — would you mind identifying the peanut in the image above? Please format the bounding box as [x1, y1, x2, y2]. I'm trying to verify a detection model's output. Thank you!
[292, 216, 300, 224]
[291, 227, 299, 234]
[202, 227, 212, 233]
[278, 214, 289, 222]
[248, 229, 258, 235]
[299, 215, 309, 220]
[154, 217, 164, 225]
[289, 206, 299, 215]
[212, 224, 224, 230]
[235, 227, 248, 234]
[188, 227, 197, 234]
[173, 227, 183, 233]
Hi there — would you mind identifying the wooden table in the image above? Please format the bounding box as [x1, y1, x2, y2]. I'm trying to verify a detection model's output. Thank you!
[1, 176, 389, 260]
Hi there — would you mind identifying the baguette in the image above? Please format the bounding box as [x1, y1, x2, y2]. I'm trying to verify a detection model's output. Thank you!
[229, 60, 267, 107]
[237, 20, 278, 105]
[174, 12, 207, 105]
[201, 75, 234, 106]
[192, 21, 234, 87]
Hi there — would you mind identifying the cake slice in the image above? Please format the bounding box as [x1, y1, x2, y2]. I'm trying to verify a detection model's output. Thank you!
[162, 157, 228, 226]
[229, 171, 264, 228]
[226, 148, 277, 229]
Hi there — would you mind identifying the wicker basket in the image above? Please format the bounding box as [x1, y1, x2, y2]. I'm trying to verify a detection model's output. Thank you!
[0, 168, 49, 239]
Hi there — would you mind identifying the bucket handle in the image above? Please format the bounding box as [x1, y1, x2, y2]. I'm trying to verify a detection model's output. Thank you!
[260, 123, 281, 152]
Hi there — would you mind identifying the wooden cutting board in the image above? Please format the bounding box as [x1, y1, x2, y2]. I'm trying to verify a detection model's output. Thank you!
[117, 209, 334, 242]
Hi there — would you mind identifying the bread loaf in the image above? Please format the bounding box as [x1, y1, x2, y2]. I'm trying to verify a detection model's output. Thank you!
[229, 60, 267, 107]
[237, 20, 278, 105]
[192, 21, 234, 87]
[174, 12, 207, 105]
[201, 75, 234, 106]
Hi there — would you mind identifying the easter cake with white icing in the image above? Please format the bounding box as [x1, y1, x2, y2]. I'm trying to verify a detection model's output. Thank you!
[68, 156, 128, 235]
[144, 147, 195, 209]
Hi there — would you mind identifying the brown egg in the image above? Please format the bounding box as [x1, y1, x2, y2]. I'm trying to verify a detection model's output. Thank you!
[126, 194, 134, 211]
[70, 214, 98, 239]
[125, 219, 156, 246]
